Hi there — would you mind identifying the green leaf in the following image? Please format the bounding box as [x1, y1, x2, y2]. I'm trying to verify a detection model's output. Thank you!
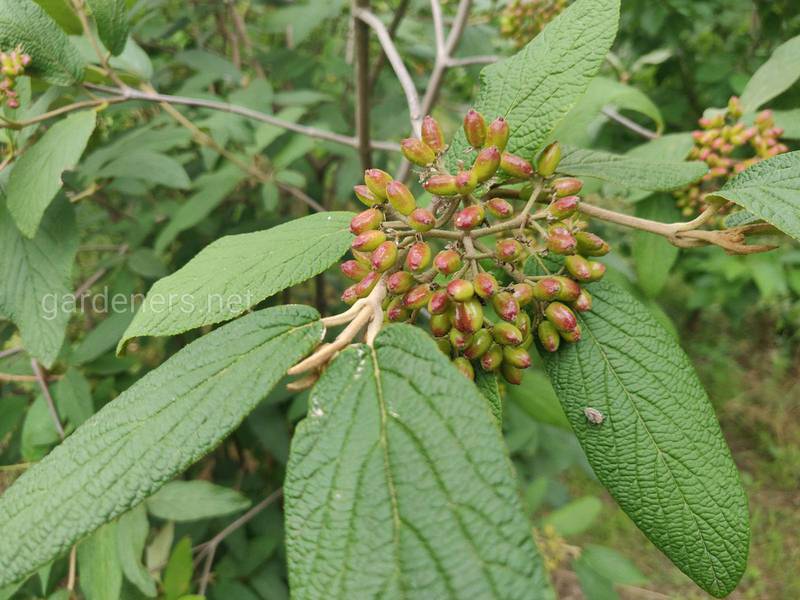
[21, 395, 61, 460]
[541, 280, 749, 597]
[163, 537, 193, 600]
[78, 522, 123, 600]
[706, 151, 800, 242]
[86, 0, 128, 55]
[474, 369, 502, 424]
[507, 370, 570, 429]
[557, 146, 707, 191]
[574, 556, 619, 600]
[117, 504, 156, 597]
[285, 325, 554, 599]
[0, 0, 85, 85]
[54, 367, 93, 427]
[6, 110, 96, 238]
[33, 0, 82, 35]
[127, 248, 167, 279]
[740, 34, 800, 113]
[579, 544, 648, 585]
[0, 305, 322, 587]
[446, 0, 620, 162]
[146, 481, 251, 522]
[119, 212, 353, 349]
[71, 310, 134, 365]
[773, 108, 800, 139]
[0, 197, 78, 368]
[96, 151, 191, 190]
[632, 195, 681, 297]
[541, 496, 602, 536]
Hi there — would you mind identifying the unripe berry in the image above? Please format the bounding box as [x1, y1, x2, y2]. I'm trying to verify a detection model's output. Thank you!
[403, 284, 432, 309]
[564, 255, 593, 282]
[386, 297, 410, 322]
[364, 169, 392, 199]
[352, 249, 372, 268]
[449, 328, 472, 352]
[355, 270, 381, 298]
[354, 184, 378, 207]
[548, 195, 580, 219]
[352, 229, 386, 251]
[560, 325, 582, 343]
[491, 291, 520, 322]
[503, 345, 532, 369]
[537, 142, 561, 177]
[500, 152, 533, 178]
[495, 238, 523, 262]
[453, 356, 475, 380]
[428, 289, 451, 315]
[485, 117, 510, 152]
[454, 204, 485, 230]
[452, 298, 484, 333]
[552, 276, 581, 302]
[552, 177, 582, 197]
[474, 272, 499, 298]
[455, 170, 479, 195]
[447, 278, 475, 301]
[571, 288, 592, 312]
[464, 109, 487, 148]
[385, 181, 417, 216]
[588, 260, 606, 281]
[485, 197, 514, 219]
[341, 285, 359, 305]
[480, 344, 503, 371]
[434, 249, 462, 275]
[515, 311, 532, 338]
[400, 138, 436, 166]
[435, 336, 452, 356]
[520, 333, 534, 350]
[423, 174, 459, 196]
[422, 115, 446, 153]
[405, 241, 432, 271]
[473, 146, 501, 182]
[575, 231, 610, 256]
[547, 223, 577, 255]
[340, 259, 370, 281]
[532, 277, 562, 301]
[464, 328, 492, 360]
[430, 313, 452, 337]
[537, 321, 560, 352]
[511, 282, 535, 306]
[350, 208, 384, 234]
[408, 207, 436, 232]
[492, 321, 523, 346]
[386, 270, 415, 294]
[545, 302, 578, 332]
[371, 241, 398, 272]
[501, 362, 523, 385]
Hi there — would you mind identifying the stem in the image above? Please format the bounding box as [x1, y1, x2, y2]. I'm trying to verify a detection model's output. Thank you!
[31, 359, 65, 441]
[601, 107, 659, 140]
[368, 0, 411, 88]
[353, 0, 373, 169]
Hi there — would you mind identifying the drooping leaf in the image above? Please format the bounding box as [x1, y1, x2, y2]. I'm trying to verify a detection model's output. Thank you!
[70, 309, 134, 365]
[119, 212, 353, 349]
[632, 195, 681, 297]
[86, 0, 128, 55]
[574, 556, 619, 600]
[0, 0, 85, 85]
[96, 150, 191, 190]
[33, 0, 82, 34]
[446, 0, 620, 163]
[556, 146, 707, 191]
[116, 504, 156, 597]
[54, 367, 94, 427]
[6, 110, 96, 238]
[579, 544, 648, 586]
[285, 325, 554, 600]
[0, 197, 78, 368]
[162, 537, 193, 600]
[78, 522, 123, 600]
[541, 280, 749, 597]
[145, 481, 251, 522]
[706, 151, 800, 242]
[740, 34, 800, 113]
[541, 496, 602, 537]
[0, 305, 322, 587]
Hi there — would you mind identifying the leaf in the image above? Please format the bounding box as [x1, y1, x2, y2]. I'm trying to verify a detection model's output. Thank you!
[632, 195, 681, 297]
[474, 369, 502, 424]
[541, 280, 749, 597]
[507, 370, 570, 429]
[119, 212, 353, 349]
[70, 310, 134, 365]
[96, 151, 191, 190]
[557, 146, 708, 191]
[117, 504, 156, 597]
[574, 556, 619, 600]
[54, 367, 93, 427]
[740, 34, 800, 112]
[541, 496, 602, 536]
[285, 325, 554, 600]
[706, 151, 800, 242]
[579, 544, 648, 585]
[163, 537, 193, 600]
[86, 0, 128, 55]
[773, 108, 800, 139]
[78, 522, 123, 600]
[0, 0, 85, 85]
[446, 0, 620, 163]
[127, 248, 167, 279]
[0, 305, 323, 587]
[33, 0, 82, 35]
[0, 197, 78, 368]
[21, 395, 61, 460]
[146, 481, 251, 522]
[6, 110, 96, 237]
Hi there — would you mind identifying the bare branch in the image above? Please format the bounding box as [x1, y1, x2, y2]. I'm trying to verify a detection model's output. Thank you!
[31, 359, 65, 441]
[446, 55, 499, 67]
[353, 0, 373, 169]
[369, 0, 411, 88]
[601, 107, 659, 140]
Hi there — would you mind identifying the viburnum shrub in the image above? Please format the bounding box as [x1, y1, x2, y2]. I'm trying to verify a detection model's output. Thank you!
[0, 0, 799, 598]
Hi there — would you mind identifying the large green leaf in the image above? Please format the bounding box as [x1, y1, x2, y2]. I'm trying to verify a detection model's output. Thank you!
[0, 197, 78, 368]
[557, 146, 707, 191]
[773, 108, 800, 139]
[740, 34, 800, 113]
[0, 0, 85, 85]
[541, 280, 749, 597]
[78, 522, 123, 600]
[632, 195, 681, 297]
[285, 325, 554, 600]
[446, 0, 620, 163]
[119, 212, 354, 349]
[86, 0, 128, 55]
[6, 110, 96, 238]
[145, 481, 251, 522]
[0, 305, 322, 587]
[706, 151, 800, 242]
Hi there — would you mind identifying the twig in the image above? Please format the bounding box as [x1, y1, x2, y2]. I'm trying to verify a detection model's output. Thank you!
[31, 359, 65, 440]
[0, 347, 23, 359]
[446, 55, 499, 67]
[74, 245, 129, 298]
[353, 0, 373, 169]
[69, 0, 128, 89]
[601, 107, 659, 140]
[67, 546, 77, 594]
[0, 372, 61, 383]
[368, 0, 411, 88]
[0, 462, 33, 472]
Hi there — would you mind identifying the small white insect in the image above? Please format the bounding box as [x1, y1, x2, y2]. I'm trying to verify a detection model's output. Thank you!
[583, 407, 605, 425]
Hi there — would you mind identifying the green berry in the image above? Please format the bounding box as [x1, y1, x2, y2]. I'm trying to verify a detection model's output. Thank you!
[364, 169, 392, 199]
[352, 229, 386, 251]
[401, 138, 436, 166]
[422, 115, 446, 153]
[537, 321, 560, 352]
[350, 207, 384, 234]
[464, 328, 492, 360]
[480, 343, 504, 371]
[537, 141, 561, 177]
[452, 356, 475, 380]
[485, 117, 510, 152]
[500, 152, 533, 178]
[386, 181, 417, 216]
[405, 241, 432, 271]
[464, 109, 487, 148]
[452, 298, 484, 333]
[473, 146, 501, 182]
[408, 207, 436, 232]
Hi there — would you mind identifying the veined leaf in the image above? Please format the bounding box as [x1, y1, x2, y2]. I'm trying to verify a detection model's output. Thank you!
[706, 151, 800, 242]
[0, 0, 85, 85]
[120, 212, 353, 349]
[474, 369, 502, 424]
[446, 0, 620, 164]
[6, 110, 96, 238]
[740, 34, 800, 113]
[116, 504, 156, 597]
[78, 522, 123, 600]
[0, 305, 322, 587]
[557, 146, 707, 191]
[542, 280, 749, 597]
[0, 197, 78, 368]
[145, 481, 251, 522]
[285, 325, 554, 600]
[632, 195, 681, 297]
[96, 150, 191, 190]
[86, 0, 128, 56]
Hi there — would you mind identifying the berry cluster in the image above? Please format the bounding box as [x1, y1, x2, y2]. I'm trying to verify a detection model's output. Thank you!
[0, 47, 31, 110]
[499, 0, 568, 48]
[677, 96, 788, 216]
[339, 110, 609, 385]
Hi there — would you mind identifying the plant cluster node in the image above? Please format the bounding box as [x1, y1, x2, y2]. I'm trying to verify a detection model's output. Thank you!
[0, 47, 31, 110]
